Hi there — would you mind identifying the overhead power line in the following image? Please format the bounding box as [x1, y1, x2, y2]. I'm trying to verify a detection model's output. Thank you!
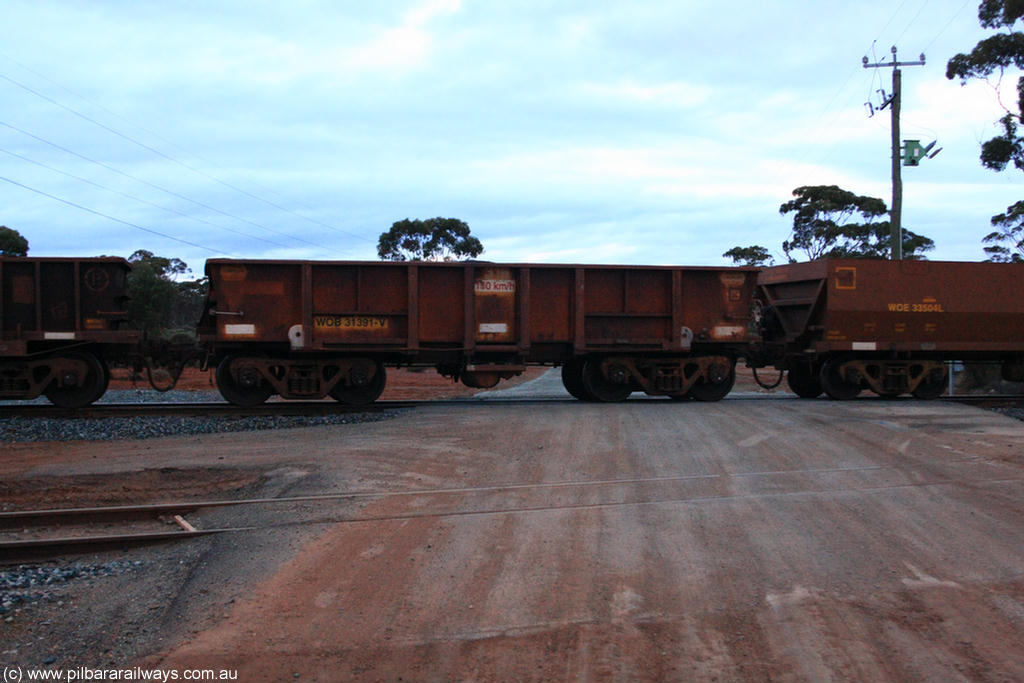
[922, 0, 974, 54]
[0, 119, 334, 252]
[894, 0, 931, 47]
[0, 69, 373, 244]
[0, 175, 231, 255]
[0, 146, 295, 250]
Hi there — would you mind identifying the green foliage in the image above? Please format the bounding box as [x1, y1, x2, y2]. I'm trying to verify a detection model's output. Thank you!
[947, 1, 1024, 172]
[377, 217, 484, 261]
[947, 2, 1024, 258]
[0, 225, 28, 257]
[822, 222, 935, 260]
[126, 249, 207, 336]
[127, 249, 188, 278]
[723, 245, 774, 266]
[984, 199, 1024, 261]
[779, 185, 888, 260]
[726, 185, 936, 264]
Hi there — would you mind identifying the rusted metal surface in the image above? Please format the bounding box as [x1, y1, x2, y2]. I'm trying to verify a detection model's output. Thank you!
[1, 257, 144, 404]
[201, 260, 758, 359]
[758, 259, 1024, 356]
[198, 260, 759, 401]
[1, 256, 136, 348]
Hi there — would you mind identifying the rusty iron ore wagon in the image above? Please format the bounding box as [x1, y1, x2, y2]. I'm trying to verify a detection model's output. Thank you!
[198, 260, 759, 405]
[0, 256, 140, 407]
[752, 258, 1024, 400]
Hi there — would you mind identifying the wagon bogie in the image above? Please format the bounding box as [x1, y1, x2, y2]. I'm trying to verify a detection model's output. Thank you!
[608, 354, 736, 399]
[0, 349, 111, 408]
[816, 357, 948, 400]
[213, 354, 388, 405]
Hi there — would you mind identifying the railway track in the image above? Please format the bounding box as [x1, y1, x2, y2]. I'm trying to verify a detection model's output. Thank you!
[0, 396, 607, 418]
[0, 501, 233, 563]
[7, 456, 1024, 564]
[941, 394, 1024, 405]
[2, 393, 1022, 419]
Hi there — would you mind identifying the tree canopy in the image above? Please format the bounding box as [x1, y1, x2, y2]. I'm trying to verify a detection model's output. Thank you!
[126, 249, 206, 336]
[723, 185, 934, 265]
[779, 185, 933, 261]
[947, 1, 1024, 261]
[947, 0, 1024, 173]
[377, 218, 484, 261]
[722, 245, 774, 267]
[984, 199, 1024, 261]
[0, 226, 28, 257]
[779, 185, 888, 261]
[128, 249, 189, 278]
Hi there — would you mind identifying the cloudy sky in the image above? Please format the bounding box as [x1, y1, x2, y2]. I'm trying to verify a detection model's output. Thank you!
[1, 1, 1020, 273]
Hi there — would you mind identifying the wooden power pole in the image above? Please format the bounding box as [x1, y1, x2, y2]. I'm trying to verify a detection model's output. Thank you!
[863, 46, 925, 260]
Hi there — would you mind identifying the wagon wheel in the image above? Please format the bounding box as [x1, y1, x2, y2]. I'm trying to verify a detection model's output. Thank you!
[786, 363, 822, 399]
[216, 355, 274, 406]
[580, 358, 632, 403]
[689, 361, 735, 402]
[819, 358, 861, 400]
[44, 350, 108, 408]
[912, 366, 947, 400]
[330, 360, 386, 405]
[560, 358, 592, 401]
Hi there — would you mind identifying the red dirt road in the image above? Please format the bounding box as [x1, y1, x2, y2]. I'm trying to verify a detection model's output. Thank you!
[130, 393, 1024, 682]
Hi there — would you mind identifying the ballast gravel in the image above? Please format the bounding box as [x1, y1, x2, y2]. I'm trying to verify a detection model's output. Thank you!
[1, 389, 399, 443]
[995, 405, 1024, 422]
[0, 411, 398, 443]
[1, 561, 143, 618]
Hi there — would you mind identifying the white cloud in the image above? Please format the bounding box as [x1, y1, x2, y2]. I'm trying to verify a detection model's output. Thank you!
[341, 0, 462, 74]
[1, 0, 1020, 268]
[577, 79, 710, 109]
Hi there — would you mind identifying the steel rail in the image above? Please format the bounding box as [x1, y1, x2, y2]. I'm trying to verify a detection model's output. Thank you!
[6, 455, 1024, 563]
[0, 528, 231, 564]
[940, 395, 1024, 404]
[8, 470, 1024, 563]
[3, 462, 906, 529]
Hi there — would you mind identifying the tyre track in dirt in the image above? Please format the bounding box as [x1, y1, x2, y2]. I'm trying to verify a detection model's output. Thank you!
[146, 398, 1024, 682]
